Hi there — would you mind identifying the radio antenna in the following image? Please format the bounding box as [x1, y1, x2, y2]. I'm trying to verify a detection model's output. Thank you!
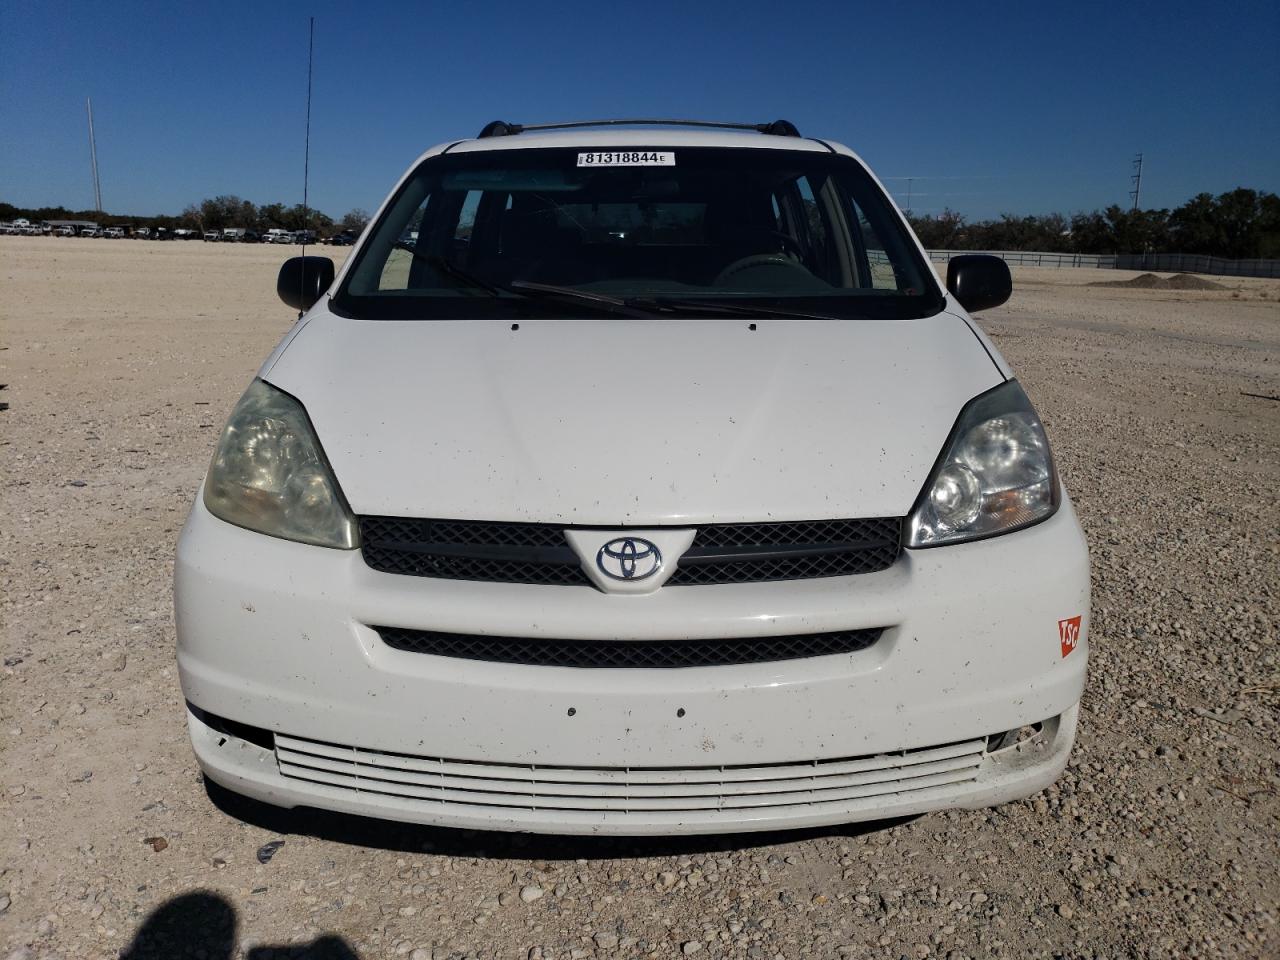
[299, 16, 315, 314]
[86, 97, 102, 212]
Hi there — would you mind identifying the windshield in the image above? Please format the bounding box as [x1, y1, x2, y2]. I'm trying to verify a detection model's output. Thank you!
[335, 146, 943, 321]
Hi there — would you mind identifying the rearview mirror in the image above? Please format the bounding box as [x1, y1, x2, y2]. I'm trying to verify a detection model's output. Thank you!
[946, 255, 1012, 313]
[277, 256, 335, 311]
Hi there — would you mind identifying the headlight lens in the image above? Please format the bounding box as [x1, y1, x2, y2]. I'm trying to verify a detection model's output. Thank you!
[203, 379, 358, 548]
[907, 380, 1059, 547]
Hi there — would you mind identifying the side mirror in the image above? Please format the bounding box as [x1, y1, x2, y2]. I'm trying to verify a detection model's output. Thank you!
[946, 254, 1012, 313]
[277, 256, 335, 311]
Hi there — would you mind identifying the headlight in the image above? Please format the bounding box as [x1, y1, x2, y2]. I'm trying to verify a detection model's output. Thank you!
[203, 379, 358, 548]
[907, 380, 1059, 547]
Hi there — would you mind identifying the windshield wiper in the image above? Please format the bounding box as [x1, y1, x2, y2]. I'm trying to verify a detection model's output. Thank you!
[507, 280, 661, 318]
[635, 297, 840, 321]
[392, 242, 503, 296]
[511, 283, 836, 321]
[381, 254, 833, 321]
[384, 252, 656, 317]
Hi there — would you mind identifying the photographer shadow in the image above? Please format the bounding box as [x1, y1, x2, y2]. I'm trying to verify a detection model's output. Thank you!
[120, 891, 358, 960]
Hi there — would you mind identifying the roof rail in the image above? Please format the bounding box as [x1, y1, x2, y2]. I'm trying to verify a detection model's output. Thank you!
[475, 118, 802, 139]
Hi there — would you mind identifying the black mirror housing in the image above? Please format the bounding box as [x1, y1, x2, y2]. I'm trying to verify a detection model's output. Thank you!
[277, 256, 336, 311]
[946, 255, 1012, 313]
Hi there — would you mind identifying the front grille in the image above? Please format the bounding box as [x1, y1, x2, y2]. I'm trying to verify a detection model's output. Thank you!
[274, 734, 986, 816]
[375, 626, 883, 668]
[667, 518, 902, 585]
[359, 516, 901, 586]
[359, 516, 589, 585]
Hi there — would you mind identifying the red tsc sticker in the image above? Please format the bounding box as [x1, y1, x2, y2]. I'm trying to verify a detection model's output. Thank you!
[1058, 616, 1083, 658]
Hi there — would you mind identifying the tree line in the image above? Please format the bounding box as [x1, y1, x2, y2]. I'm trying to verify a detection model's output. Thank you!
[4, 186, 1277, 257]
[179, 196, 370, 235]
[0, 196, 370, 237]
[905, 188, 1279, 259]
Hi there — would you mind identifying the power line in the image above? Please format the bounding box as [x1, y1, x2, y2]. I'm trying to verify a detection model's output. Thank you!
[881, 175, 1002, 180]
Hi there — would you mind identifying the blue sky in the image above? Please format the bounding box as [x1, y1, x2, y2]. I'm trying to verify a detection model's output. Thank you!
[2, 0, 1277, 220]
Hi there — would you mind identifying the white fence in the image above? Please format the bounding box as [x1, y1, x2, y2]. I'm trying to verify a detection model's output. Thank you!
[927, 250, 1116, 269]
[1113, 253, 1280, 279]
[926, 249, 1280, 279]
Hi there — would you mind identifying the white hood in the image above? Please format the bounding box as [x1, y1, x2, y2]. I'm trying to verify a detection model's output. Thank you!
[263, 306, 1003, 525]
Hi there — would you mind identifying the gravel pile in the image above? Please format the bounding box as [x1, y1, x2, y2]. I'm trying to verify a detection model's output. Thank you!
[1, 245, 1277, 959]
[1087, 272, 1227, 290]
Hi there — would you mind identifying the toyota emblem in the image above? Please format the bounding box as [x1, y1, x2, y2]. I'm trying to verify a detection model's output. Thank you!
[596, 537, 662, 581]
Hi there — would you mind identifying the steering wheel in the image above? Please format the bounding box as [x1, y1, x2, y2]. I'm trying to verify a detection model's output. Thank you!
[765, 230, 806, 259]
[713, 253, 812, 286]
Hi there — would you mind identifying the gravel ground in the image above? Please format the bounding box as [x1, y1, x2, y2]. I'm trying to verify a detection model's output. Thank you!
[1, 239, 1277, 960]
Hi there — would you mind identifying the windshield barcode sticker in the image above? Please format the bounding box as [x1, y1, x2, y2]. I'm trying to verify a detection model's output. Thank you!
[577, 151, 675, 167]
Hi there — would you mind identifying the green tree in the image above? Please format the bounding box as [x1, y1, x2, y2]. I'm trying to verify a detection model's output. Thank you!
[258, 202, 289, 229]
[197, 195, 256, 231]
[1213, 188, 1264, 259]
[1258, 193, 1280, 258]
[906, 209, 968, 249]
[340, 208, 370, 234]
[1167, 193, 1218, 254]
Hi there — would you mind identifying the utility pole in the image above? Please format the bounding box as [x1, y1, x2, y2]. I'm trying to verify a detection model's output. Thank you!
[1129, 153, 1143, 211]
[86, 97, 102, 212]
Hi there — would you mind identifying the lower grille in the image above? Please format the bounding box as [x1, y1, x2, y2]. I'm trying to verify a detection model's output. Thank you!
[375, 626, 883, 668]
[358, 515, 902, 587]
[275, 734, 985, 814]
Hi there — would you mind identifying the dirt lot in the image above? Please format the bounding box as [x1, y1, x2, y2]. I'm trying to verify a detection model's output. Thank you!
[1, 239, 1277, 960]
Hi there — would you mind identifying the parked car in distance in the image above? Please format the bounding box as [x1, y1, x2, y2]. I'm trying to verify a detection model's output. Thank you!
[103, 227, 126, 239]
[291, 229, 317, 244]
[173, 228, 201, 240]
[263, 229, 292, 244]
[203, 231, 220, 242]
[79, 226, 101, 237]
[325, 231, 356, 246]
[7, 219, 44, 236]
[177, 118, 1089, 836]
[57, 226, 77, 237]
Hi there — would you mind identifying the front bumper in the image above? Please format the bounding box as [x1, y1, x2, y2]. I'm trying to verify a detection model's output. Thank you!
[176, 496, 1089, 835]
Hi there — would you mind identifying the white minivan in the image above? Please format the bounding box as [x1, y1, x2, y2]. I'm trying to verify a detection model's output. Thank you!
[176, 119, 1089, 835]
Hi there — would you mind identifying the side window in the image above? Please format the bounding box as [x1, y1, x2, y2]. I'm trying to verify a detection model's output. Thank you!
[795, 176, 828, 260]
[455, 191, 480, 241]
[851, 200, 899, 290]
[378, 201, 422, 291]
[380, 192, 474, 291]
[779, 175, 836, 283]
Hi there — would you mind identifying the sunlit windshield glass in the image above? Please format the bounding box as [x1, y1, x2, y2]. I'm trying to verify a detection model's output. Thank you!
[336, 146, 942, 320]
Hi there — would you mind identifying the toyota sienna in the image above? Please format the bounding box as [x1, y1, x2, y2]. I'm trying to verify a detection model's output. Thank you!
[175, 119, 1090, 835]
